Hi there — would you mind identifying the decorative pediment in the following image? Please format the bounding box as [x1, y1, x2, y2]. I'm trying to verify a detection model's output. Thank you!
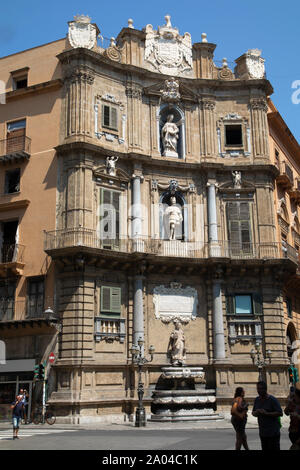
[94, 163, 130, 183]
[143, 78, 198, 103]
[218, 179, 255, 193]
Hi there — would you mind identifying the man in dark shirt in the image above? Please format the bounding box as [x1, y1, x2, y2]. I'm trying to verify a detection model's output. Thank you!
[11, 395, 24, 440]
[252, 381, 283, 450]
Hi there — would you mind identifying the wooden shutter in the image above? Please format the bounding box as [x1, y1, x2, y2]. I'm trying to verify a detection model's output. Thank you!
[101, 104, 118, 131]
[253, 293, 263, 315]
[99, 189, 120, 246]
[6, 121, 26, 154]
[101, 286, 121, 316]
[225, 294, 235, 315]
[227, 201, 252, 255]
[110, 107, 118, 130]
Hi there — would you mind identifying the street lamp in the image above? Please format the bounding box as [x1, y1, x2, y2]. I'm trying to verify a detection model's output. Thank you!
[250, 343, 272, 381]
[130, 337, 155, 427]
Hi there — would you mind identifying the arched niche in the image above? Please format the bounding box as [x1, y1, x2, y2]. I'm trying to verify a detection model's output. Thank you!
[159, 191, 188, 240]
[158, 104, 185, 159]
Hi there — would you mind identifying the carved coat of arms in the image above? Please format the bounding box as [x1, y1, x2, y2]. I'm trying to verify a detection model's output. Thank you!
[144, 15, 193, 76]
[245, 49, 265, 79]
[68, 15, 97, 50]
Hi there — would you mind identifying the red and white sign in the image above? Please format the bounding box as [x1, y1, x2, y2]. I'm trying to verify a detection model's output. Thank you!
[49, 353, 56, 364]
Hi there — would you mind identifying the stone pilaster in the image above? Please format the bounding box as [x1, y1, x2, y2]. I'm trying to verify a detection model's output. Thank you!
[64, 66, 95, 138]
[131, 165, 143, 238]
[249, 97, 269, 159]
[126, 83, 143, 152]
[201, 98, 217, 157]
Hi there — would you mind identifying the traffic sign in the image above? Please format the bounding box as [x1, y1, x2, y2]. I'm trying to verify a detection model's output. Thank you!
[49, 353, 55, 364]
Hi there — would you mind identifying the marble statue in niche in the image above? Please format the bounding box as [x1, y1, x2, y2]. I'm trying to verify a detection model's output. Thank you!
[164, 196, 183, 240]
[161, 114, 179, 157]
[167, 320, 186, 366]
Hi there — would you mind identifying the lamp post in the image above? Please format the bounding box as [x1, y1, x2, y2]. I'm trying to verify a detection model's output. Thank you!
[130, 337, 155, 427]
[250, 343, 272, 381]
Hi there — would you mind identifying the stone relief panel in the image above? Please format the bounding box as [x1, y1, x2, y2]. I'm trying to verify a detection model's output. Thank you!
[68, 15, 97, 50]
[153, 283, 199, 323]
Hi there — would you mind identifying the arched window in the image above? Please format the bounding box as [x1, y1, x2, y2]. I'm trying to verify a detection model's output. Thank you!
[159, 192, 187, 240]
[158, 104, 185, 159]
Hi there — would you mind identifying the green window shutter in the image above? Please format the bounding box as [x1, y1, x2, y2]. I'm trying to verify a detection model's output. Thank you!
[101, 286, 112, 312]
[100, 286, 121, 315]
[253, 293, 263, 316]
[110, 107, 118, 130]
[111, 287, 121, 313]
[102, 105, 110, 128]
[226, 294, 235, 315]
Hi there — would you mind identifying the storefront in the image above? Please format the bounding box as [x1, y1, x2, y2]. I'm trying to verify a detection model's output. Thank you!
[0, 359, 34, 421]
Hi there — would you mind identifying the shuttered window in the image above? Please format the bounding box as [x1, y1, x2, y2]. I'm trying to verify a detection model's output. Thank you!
[6, 120, 26, 154]
[225, 293, 263, 316]
[101, 104, 118, 131]
[99, 188, 120, 246]
[100, 286, 121, 317]
[226, 201, 252, 255]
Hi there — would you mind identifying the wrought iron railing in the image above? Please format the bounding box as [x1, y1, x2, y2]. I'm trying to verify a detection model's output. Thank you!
[44, 228, 300, 264]
[0, 244, 25, 263]
[0, 297, 56, 322]
[0, 136, 31, 157]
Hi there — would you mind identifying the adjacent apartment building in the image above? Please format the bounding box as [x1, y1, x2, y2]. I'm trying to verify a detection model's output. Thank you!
[0, 14, 299, 423]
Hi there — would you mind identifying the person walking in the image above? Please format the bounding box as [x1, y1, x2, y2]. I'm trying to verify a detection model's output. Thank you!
[11, 395, 24, 440]
[231, 387, 250, 450]
[284, 385, 300, 448]
[252, 381, 283, 451]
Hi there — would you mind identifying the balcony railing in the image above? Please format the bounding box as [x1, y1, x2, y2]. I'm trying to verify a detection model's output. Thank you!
[44, 228, 299, 264]
[94, 317, 125, 343]
[0, 243, 25, 264]
[227, 316, 263, 345]
[0, 136, 31, 157]
[0, 297, 56, 322]
[276, 161, 294, 189]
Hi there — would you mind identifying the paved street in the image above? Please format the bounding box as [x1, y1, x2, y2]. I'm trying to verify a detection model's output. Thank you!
[0, 422, 292, 451]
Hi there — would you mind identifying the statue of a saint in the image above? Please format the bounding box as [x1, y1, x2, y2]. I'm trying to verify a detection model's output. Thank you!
[164, 196, 183, 240]
[167, 321, 186, 366]
[106, 156, 119, 176]
[161, 114, 179, 157]
[232, 170, 242, 189]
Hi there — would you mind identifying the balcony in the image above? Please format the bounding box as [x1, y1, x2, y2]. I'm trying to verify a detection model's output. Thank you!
[227, 316, 262, 345]
[0, 297, 56, 323]
[276, 161, 294, 189]
[44, 228, 299, 265]
[0, 243, 25, 276]
[289, 179, 300, 203]
[0, 136, 31, 162]
[94, 317, 126, 343]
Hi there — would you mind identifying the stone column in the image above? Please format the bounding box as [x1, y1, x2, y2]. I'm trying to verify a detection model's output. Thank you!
[133, 275, 144, 347]
[212, 275, 226, 362]
[207, 178, 220, 256]
[64, 66, 94, 138]
[131, 166, 143, 239]
[249, 97, 269, 159]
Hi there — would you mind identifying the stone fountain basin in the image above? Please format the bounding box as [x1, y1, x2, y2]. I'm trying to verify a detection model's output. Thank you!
[152, 389, 216, 405]
[161, 366, 205, 380]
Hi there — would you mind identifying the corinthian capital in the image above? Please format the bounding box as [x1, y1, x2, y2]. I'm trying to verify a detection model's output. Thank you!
[202, 99, 216, 111]
[249, 97, 268, 112]
[126, 84, 143, 99]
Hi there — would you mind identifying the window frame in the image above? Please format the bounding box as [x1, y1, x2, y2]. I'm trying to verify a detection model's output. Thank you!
[101, 104, 119, 132]
[226, 293, 263, 316]
[100, 286, 121, 318]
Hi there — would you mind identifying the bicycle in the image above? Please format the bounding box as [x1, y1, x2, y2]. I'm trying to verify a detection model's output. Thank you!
[32, 405, 56, 425]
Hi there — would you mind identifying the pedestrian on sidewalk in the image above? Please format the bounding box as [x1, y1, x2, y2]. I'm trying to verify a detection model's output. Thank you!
[231, 387, 250, 450]
[11, 395, 24, 440]
[252, 381, 283, 451]
[284, 385, 300, 448]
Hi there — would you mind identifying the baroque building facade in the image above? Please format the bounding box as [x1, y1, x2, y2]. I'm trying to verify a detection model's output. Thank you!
[0, 15, 299, 423]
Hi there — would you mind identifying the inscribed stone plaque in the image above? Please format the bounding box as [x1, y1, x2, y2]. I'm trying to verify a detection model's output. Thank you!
[153, 284, 198, 323]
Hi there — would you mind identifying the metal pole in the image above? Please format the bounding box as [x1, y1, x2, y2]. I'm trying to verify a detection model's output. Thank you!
[42, 380, 46, 424]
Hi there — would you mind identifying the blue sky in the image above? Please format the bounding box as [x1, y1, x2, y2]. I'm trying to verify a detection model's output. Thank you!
[0, 0, 299, 141]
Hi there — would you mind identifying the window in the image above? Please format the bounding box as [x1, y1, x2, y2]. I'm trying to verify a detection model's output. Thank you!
[0, 281, 16, 321]
[100, 286, 121, 317]
[275, 149, 280, 167]
[286, 297, 292, 318]
[226, 293, 263, 316]
[99, 188, 120, 247]
[226, 201, 252, 255]
[6, 120, 26, 154]
[11, 67, 29, 91]
[27, 277, 44, 318]
[101, 104, 118, 131]
[4, 169, 20, 194]
[1, 221, 18, 262]
[225, 124, 243, 146]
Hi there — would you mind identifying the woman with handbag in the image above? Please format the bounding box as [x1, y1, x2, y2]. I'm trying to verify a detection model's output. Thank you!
[231, 387, 250, 450]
